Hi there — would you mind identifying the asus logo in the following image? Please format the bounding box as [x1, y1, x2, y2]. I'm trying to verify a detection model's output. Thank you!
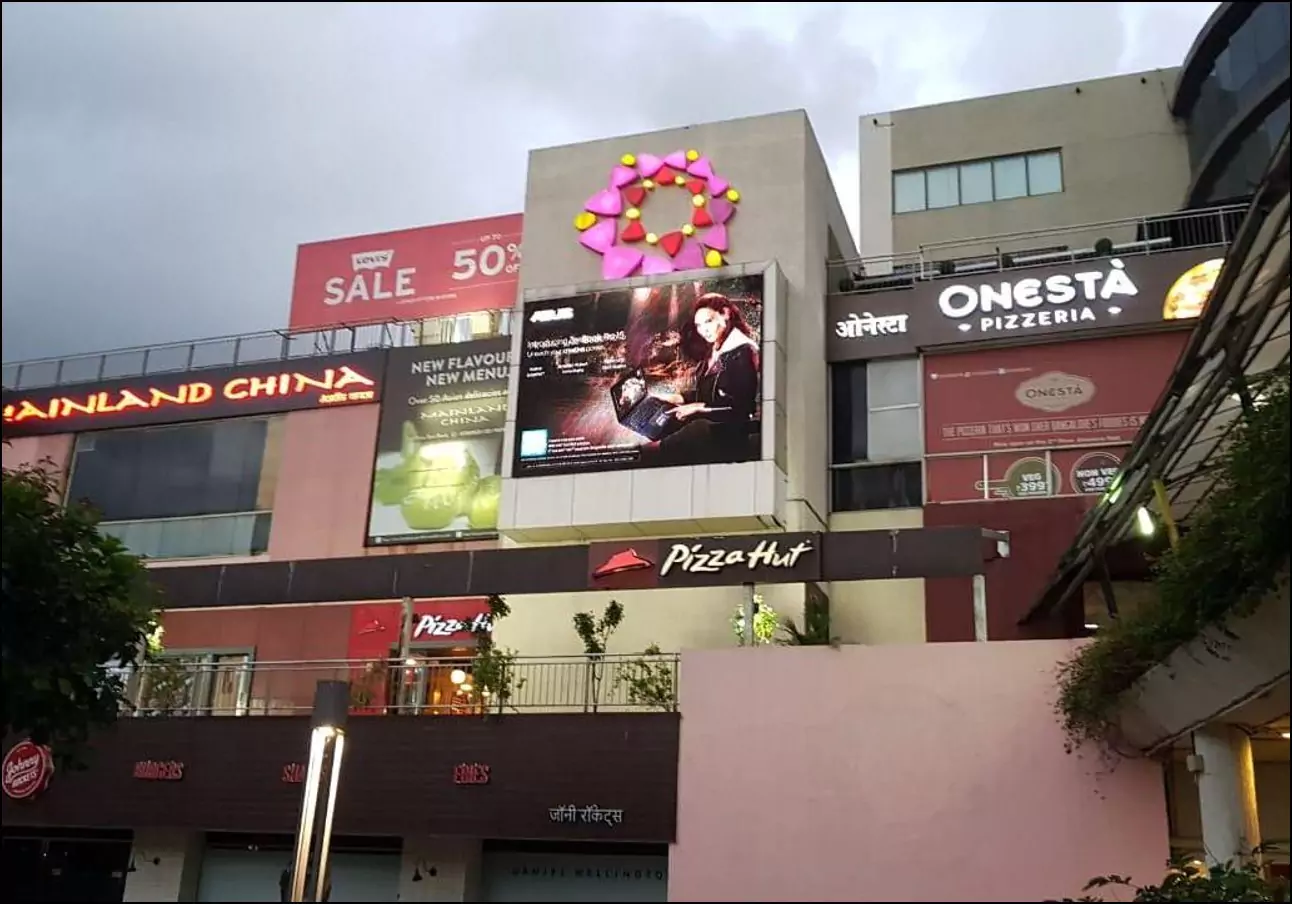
[530, 307, 573, 323]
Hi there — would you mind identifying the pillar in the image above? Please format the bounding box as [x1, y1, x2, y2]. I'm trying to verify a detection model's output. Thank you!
[122, 829, 204, 903]
[1193, 725, 1262, 867]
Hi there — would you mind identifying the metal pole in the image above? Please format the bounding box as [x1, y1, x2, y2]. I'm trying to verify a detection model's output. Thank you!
[289, 681, 349, 902]
[972, 574, 989, 642]
[741, 583, 756, 646]
[396, 597, 414, 712]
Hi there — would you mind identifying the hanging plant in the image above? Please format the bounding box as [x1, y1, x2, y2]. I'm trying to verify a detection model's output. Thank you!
[1056, 367, 1290, 753]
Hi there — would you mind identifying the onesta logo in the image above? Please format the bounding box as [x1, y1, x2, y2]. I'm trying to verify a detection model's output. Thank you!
[530, 307, 574, 323]
[1015, 371, 1096, 413]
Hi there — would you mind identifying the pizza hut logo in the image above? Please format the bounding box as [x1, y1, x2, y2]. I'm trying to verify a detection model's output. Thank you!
[2, 740, 54, 801]
[413, 613, 493, 639]
[592, 549, 655, 580]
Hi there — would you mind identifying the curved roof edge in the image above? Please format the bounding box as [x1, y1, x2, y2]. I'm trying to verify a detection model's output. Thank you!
[1172, 2, 1256, 116]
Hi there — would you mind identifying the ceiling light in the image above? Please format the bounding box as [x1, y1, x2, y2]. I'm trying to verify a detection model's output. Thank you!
[1084, 623, 1100, 631]
[450, 669, 467, 685]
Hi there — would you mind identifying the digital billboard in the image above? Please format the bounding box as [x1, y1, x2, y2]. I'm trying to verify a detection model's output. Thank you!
[366, 339, 508, 545]
[513, 274, 764, 477]
[1, 351, 385, 439]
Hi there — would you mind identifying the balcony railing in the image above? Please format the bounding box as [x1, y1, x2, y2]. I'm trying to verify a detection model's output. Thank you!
[828, 203, 1246, 297]
[116, 653, 680, 718]
[2, 308, 513, 392]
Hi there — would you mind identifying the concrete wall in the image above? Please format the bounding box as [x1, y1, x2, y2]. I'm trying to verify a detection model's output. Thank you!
[670, 641, 1171, 902]
[860, 70, 1192, 259]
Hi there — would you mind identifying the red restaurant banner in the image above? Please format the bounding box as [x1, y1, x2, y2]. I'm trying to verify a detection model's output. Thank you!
[289, 214, 523, 331]
[924, 332, 1187, 503]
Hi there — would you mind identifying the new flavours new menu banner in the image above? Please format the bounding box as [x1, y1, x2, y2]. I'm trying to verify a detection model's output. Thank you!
[923, 331, 1187, 503]
[512, 274, 764, 477]
[367, 339, 508, 544]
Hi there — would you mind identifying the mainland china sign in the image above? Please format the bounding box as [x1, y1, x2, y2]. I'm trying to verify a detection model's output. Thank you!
[2, 351, 386, 438]
[588, 533, 819, 589]
[826, 249, 1224, 362]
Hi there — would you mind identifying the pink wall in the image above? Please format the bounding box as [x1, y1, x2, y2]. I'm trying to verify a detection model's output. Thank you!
[2, 433, 73, 482]
[267, 406, 492, 560]
[671, 641, 1169, 903]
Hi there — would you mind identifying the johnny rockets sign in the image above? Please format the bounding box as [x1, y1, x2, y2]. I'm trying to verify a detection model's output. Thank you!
[587, 533, 819, 590]
[2, 350, 386, 438]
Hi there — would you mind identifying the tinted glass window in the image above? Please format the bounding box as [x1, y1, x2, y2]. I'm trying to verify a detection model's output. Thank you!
[831, 462, 924, 511]
[893, 171, 926, 213]
[830, 363, 867, 464]
[67, 418, 273, 521]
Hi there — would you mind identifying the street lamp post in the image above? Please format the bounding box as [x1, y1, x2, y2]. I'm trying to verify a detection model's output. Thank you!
[289, 680, 349, 902]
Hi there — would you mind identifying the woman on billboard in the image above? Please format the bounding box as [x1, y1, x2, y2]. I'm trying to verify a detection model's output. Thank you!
[653, 292, 760, 463]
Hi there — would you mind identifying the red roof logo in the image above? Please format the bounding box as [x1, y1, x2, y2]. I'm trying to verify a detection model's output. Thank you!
[592, 548, 655, 580]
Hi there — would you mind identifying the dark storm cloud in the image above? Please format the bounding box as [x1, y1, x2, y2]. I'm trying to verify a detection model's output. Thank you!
[1, 2, 1217, 364]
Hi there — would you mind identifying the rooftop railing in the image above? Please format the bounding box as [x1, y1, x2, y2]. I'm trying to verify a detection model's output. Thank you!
[2, 308, 514, 392]
[115, 652, 679, 719]
[828, 203, 1246, 297]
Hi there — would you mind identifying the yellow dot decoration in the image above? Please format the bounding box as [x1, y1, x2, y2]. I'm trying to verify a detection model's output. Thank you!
[692, 194, 706, 208]
[574, 211, 597, 231]
[642, 179, 655, 190]
[620, 153, 636, 166]
[704, 249, 724, 268]
[645, 232, 658, 245]
[625, 207, 641, 220]
[681, 224, 695, 237]
[726, 188, 741, 203]
[686, 149, 699, 162]
[674, 174, 686, 186]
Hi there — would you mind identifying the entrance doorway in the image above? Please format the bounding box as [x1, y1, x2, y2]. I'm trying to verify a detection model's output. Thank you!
[2, 830, 132, 903]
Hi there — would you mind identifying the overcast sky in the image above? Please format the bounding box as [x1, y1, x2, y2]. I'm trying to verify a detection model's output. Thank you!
[1, 1, 1218, 363]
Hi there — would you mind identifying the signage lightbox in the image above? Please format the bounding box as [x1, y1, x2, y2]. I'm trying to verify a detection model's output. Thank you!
[366, 339, 508, 545]
[1, 351, 386, 438]
[513, 273, 764, 477]
[827, 248, 1225, 362]
[289, 215, 523, 331]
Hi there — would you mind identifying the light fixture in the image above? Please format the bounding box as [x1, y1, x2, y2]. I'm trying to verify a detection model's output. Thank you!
[1135, 505, 1156, 537]
[450, 669, 467, 685]
[288, 681, 349, 903]
[1084, 623, 1100, 631]
[459, 683, 473, 693]
[1282, 731, 1290, 740]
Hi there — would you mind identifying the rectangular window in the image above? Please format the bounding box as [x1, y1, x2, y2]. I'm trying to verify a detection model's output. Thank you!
[830, 357, 923, 511]
[893, 170, 927, 213]
[1026, 150, 1063, 196]
[925, 165, 960, 209]
[992, 156, 1028, 200]
[66, 417, 281, 560]
[893, 149, 1064, 213]
[959, 160, 994, 205]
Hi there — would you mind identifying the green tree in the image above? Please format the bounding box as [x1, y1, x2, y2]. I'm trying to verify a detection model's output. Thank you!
[2, 460, 159, 762]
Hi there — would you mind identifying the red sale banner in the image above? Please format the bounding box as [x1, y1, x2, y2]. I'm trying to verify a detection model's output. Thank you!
[289, 214, 523, 331]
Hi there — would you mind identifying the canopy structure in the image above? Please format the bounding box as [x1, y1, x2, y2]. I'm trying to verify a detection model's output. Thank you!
[1023, 127, 1291, 624]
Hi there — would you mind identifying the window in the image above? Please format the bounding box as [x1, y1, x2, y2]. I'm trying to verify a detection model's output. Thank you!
[893, 150, 1064, 212]
[413, 308, 512, 346]
[830, 357, 924, 511]
[65, 417, 283, 560]
[128, 651, 253, 716]
[893, 171, 927, 214]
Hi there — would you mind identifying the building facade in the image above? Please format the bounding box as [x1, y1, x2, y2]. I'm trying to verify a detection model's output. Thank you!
[2, 52, 1288, 904]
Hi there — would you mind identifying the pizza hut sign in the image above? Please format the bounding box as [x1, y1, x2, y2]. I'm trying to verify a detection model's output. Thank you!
[2, 739, 55, 801]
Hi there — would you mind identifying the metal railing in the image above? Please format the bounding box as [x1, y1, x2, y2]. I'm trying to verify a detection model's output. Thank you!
[828, 203, 1246, 297]
[116, 653, 680, 718]
[2, 308, 514, 391]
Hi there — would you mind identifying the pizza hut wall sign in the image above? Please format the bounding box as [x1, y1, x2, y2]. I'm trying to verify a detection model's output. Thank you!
[574, 149, 741, 279]
[2, 739, 55, 801]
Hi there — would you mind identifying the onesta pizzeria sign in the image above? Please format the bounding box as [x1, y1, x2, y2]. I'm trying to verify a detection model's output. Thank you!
[825, 249, 1222, 362]
[2, 350, 386, 437]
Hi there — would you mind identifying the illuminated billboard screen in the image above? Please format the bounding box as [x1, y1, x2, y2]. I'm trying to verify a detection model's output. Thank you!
[513, 274, 764, 477]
